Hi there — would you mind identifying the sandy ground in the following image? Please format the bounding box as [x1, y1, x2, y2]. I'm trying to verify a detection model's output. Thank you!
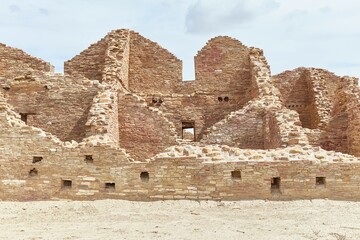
[0, 199, 359, 240]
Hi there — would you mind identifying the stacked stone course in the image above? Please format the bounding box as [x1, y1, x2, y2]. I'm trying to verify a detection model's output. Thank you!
[0, 29, 359, 201]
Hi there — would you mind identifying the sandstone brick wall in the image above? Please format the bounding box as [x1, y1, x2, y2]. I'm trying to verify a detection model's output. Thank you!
[103, 30, 130, 89]
[343, 77, 360, 157]
[64, 37, 108, 80]
[0, 43, 53, 78]
[118, 93, 178, 161]
[320, 83, 350, 153]
[1, 29, 360, 202]
[143, 92, 253, 141]
[84, 86, 120, 147]
[194, 37, 252, 94]
[273, 69, 319, 129]
[201, 102, 265, 148]
[0, 74, 99, 142]
[0, 109, 360, 201]
[127, 31, 182, 94]
[263, 110, 283, 149]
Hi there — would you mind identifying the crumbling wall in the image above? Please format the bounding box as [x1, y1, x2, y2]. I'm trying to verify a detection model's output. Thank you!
[1, 70, 360, 201]
[201, 102, 265, 149]
[0, 43, 53, 78]
[64, 37, 108, 81]
[273, 69, 319, 129]
[84, 86, 119, 147]
[128, 31, 182, 94]
[137, 38, 258, 141]
[263, 110, 283, 149]
[143, 92, 251, 141]
[1, 74, 99, 142]
[194, 36, 252, 94]
[320, 82, 349, 153]
[118, 93, 178, 161]
[342, 77, 360, 157]
[102, 30, 130, 88]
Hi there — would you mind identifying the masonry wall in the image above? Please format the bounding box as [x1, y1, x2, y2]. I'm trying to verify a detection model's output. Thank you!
[143, 91, 252, 141]
[127, 31, 182, 94]
[0, 43, 53, 78]
[134, 37, 256, 141]
[1, 117, 360, 201]
[263, 110, 283, 149]
[102, 30, 130, 88]
[194, 36, 252, 94]
[201, 103, 265, 149]
[118, 93, 178, 161]
[1, 76, 99, 142]
[64, 38, 108, 81]
[320, 85, 349, 153]
[273, 69, 319, 129]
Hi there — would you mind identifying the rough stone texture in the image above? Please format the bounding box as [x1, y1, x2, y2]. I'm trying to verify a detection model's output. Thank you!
[0, 43, 53, 78]
[0, 73, 100, 142]
[64, 38, 107, 81]
[0, 29, 360, 201]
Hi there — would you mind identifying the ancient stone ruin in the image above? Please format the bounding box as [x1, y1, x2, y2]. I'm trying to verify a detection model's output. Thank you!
[0, 29, 360, 201]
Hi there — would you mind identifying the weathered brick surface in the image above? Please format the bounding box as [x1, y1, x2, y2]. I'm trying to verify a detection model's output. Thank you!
[64, 37, 108, 80]
[0, 43, 53, 78]
[0, 29, 360, 201]
[0, 73, 100, 142]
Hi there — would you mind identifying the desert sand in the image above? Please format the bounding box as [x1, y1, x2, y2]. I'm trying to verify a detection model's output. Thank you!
[0, 199, 359, 240]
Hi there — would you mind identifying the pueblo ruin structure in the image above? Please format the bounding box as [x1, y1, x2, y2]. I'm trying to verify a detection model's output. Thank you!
[0, 29, 360, 201]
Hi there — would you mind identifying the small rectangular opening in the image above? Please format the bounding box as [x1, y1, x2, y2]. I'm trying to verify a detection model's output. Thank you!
[29, 168, 38, 177]
[231, 170, 241, 180]
[20, 113, 28, 124]
[32, 156, 43, 163]
[316, 177, 326, 187]
[271, 177, 280, 193]
[140, 171, 149, 182]
[182, 121, 195, 141]
[62, 180, 72, 189]
[105, 182, 115, 191]
[84, 155, 93, 164]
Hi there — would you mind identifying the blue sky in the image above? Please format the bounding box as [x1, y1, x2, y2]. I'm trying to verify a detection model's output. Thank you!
[1, 0, 359, 80]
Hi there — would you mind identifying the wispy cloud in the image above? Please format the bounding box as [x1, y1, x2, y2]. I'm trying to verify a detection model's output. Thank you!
[185, 0, 280, 34]
[38, 8, 49, 16]
[9, 5, 21, 13]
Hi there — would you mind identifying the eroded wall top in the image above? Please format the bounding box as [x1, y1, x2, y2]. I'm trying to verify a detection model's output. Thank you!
[0, 43, 53, 78]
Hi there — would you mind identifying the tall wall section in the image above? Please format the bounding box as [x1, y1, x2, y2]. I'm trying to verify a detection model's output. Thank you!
[118, 93, 178, 161]
[127, 31, 182, 94]
[137, 37, 256, 141]
[272, 69, 319, 129]
[0, 43, 53, 78]
[64, 37, 108, 81]
[102, 30, 131, 88]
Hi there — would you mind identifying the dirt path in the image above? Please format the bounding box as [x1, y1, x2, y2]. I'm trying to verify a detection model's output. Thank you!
[0, 199, 359, 240]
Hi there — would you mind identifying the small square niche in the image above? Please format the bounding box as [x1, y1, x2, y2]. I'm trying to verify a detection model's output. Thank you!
[231, 170, 241, 180]
[140, 171, 149, 182]
[316, 177, 326, 187]
[84, 155, 93, 164]
[62, 180, 72, 189]
[271, 177, 281, 194]
[105, 182, 115, 191]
